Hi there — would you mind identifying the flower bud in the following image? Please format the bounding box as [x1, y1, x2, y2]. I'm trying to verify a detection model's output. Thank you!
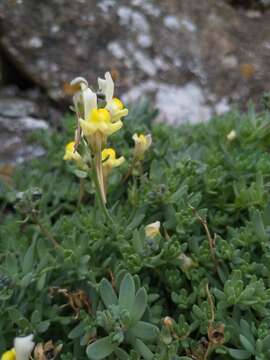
[163, 316, 173, 328]
[227, 130, 237, 141]
[132, 133, 152, 160]
[179, 253, 194, 272]
[145, 221, 160, 239]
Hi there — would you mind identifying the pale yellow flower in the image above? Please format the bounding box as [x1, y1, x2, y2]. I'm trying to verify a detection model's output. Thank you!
[63, 141, 88, 170]
[101, 148, 125, 195]
[145, 221, 160, 239]
[98, 72, 128, 122]
[132, 133, 152, 160]
[102, 148, 125, 170]
[70, 73, 127, 153]
[63, 141, 81, 162]
[79, 108, 123, 139]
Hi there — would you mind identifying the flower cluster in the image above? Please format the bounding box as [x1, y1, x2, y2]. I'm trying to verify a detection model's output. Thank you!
[63, 72, 152, 215]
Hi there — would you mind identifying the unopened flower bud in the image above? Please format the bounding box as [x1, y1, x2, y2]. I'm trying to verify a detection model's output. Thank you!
[132, 133, 152, 160]
[145, 221, 160, 239]
[227, 130, 237, 141]
[179, 253, 194, 272]
[163, 316, 173, 328]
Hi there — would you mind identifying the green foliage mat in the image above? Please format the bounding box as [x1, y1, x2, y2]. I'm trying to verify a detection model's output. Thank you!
[1, 102, 270, 359]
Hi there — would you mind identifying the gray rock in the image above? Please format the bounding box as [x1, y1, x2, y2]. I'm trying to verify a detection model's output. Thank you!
[0, 0, 270, 124]
[0, 98, 36, 118]
[0, 97, 48, 164]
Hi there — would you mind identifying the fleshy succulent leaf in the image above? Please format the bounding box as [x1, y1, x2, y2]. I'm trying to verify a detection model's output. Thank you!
[130, 287, 148, 323]
[86, 337, 118, 360]
[119, 273, 135, 312]
[130, 321, 159, 341]
[99, 278, 118, 308]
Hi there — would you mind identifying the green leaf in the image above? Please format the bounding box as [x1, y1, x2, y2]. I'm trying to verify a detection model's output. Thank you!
[31, 310, 40, 324]
[73, 169, 88, 178]
[240, 319, 254, 346]
[37, 272, 47, 291]
[99, 278, 118, 308]
[86, 337, 118, 360]
[130, 321, 159, 341]
[250, 209, 267, 242]
[119, 273, 135, 312]
[114, 348, 129, 360]
[135, 339, 154, 360]
[127, 213, 145, 231]
[36, 320, 50, 333]
[22, 240, 35, 273]
[228, 348, 251, 359]
[240, 335, 255, 354]
[68, 322, 85, 339]
[5, 253, 18, 276]
[20, 273, 33, 287]
[261, 334, 270, 351]
[131, 287, 147, 323]
[132, 230, 144, 253]
[170, 184, 188, 202]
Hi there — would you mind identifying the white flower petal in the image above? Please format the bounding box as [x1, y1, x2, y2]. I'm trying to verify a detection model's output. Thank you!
[14, 334, 35, 360]
[70, 77, 88, 89]
[98, 72, 114, 102]
[82, 87, 97, 119]
[145, 134, 152, 148]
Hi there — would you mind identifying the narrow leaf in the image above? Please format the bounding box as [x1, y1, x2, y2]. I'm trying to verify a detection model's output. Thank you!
[22, 240, 35, 273]
[86, 337, 118, 360]
[114, 348, 129, 360]
[135, 339, 154, 360]
[240, 335, 255, 354]
[99, 278, 118, 308]
[119, 273, 135, 312]
[228, 348, 251, 360]
[130, 321, 159, 341]
[131, 287, 147, 323]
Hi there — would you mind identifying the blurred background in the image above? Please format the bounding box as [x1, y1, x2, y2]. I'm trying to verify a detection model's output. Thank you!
[0, 0, 269, 165]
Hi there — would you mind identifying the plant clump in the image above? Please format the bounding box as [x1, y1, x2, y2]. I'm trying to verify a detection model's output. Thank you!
[1, 73, 270, 360]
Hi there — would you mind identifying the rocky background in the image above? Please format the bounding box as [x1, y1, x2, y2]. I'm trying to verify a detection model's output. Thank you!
[0, 0, 269, 165]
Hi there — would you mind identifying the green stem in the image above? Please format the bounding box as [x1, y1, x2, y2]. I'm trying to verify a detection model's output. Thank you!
[95, 147, 106, 204]
[90, 155, 114, 225]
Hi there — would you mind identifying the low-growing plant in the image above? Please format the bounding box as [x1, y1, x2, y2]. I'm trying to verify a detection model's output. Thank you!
[1, 73, 270, 360]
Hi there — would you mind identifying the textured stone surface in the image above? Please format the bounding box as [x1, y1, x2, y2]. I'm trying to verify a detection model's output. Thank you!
[0, 96, 48, 164]
[0, 0, 270, 124]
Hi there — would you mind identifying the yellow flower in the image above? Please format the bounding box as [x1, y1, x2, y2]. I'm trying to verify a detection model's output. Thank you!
[98, 72, 128, 122]
[79, 108, 122, 140]
[63, 141, 88, 170]
[145, 221, 160, 239]
[102, 148, 125, 170]
[70, 73, 126, 151]
[132, 133, 152, 160]
[63, 141, 81, 162]
[1, 349, 16, 360]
